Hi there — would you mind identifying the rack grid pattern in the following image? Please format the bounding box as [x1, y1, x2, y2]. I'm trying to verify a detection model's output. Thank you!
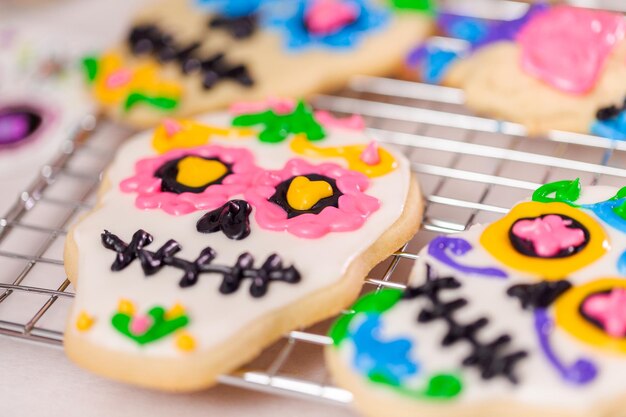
[2, 0, 626, 406]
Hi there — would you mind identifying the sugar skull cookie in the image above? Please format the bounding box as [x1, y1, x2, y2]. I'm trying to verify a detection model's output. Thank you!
[327, 179, 626, 417]
[82, 0, 433, 128]
[407, 5, 626, 137]
[0, 28, 94, 213]
[63, 98, 422, 391]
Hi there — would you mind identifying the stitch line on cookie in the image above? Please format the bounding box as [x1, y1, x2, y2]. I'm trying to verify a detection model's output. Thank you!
[101, 229, 301, 297]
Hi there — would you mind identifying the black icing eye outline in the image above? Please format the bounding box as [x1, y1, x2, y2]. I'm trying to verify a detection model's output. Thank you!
[154, 155, 233, 194]
[269, 174, 343, 219]
[0, 104, 45, 148]
[508, 214, 590, 259]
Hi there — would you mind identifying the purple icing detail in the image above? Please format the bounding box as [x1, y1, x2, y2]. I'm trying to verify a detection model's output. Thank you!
[438, 4, 549, 51]
[534, 309, 598, 385]
[427, 236, 508, 278]
[0, 107, 43, 146]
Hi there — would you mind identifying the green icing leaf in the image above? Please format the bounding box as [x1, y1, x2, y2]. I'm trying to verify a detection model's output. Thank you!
[81, 56, 99, 84]
[614, 199, 626, 221]
[610, 186, 626, 201]
[112, 306, 189, 345]
[124, 92, 179, 112]
[329, 289, 403, 346]
[390, 0, 435, 13]
[232, 100, 325, 143]
[532, 178, 581, 206]
[422, 373, 463, 399]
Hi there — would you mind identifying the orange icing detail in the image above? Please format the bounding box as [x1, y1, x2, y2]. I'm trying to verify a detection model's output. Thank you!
[91, 52, 182, 108]
[287, 176, 334, 211]
[175, 331, 196, 352]
[555, 278, 626, 355]
[165, 303, 186, 320]
[76, 311, 95, 332]
[290, 135, 397, 178]
[480, 201, 609, 280]
[152, 118, 253, 154]
[117, 299, 136, 316]
[176, 157, 229, 188]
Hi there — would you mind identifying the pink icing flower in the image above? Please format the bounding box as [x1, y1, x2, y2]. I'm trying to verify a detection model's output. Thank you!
[105, 68, 133, 89]
[245, 158, 380, 238]
[305, 0, 360, 36]
[120, 145, 261, 215]
[583, 289, 626, 338]
[511, 215, 586, 257]
[517, 6, 626, 94]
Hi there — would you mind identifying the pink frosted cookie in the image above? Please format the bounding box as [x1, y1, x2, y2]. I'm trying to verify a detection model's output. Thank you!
[63, 99, 422, 391]
[327, 179, 626, 417]
[423, 5, 626, 136]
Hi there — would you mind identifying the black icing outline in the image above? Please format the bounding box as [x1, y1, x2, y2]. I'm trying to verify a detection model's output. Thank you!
[154, 155, 233, 195]
[0, 105, 45, 148]
[269, 174, 343, 219]
[403, 265, 528, 384]
[101, 229, 300, 297]
[508, 214, 589, 259]
[209, 14, 258, 39]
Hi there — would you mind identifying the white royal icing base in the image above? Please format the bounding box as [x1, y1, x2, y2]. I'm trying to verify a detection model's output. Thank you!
[67, 112, 410, 357]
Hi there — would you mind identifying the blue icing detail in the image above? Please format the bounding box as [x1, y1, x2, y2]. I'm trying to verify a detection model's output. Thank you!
[437, 14, 488, 44]
[583, 198, 626, 233]
[350, 314, 419, 385]
[406, 45, 461, 84]
[591, 112, 626, 141]
[618, 251, 626, 276]
[195, 0, 265, 17]
[268, 0, 389, 50]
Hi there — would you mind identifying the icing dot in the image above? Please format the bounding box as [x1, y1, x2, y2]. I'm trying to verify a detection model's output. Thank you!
[129, 314, 153, 336]
[176, 332, 196, 352]
[118, 299, 135, 315]
[175, 156, 229, 188]
[359, 141, 381, 166]
[165, 303, 186, 320]
[75, 311, 94, 332]
[162, 118, 183, 138]
[105, 68, 133, 89]
[286, 175, 334, 211]
[0, 107, 43, 146]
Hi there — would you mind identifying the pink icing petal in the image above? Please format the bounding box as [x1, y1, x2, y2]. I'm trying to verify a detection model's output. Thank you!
[511, 214, 586, 257]
[105, 68, 133, 89]
[162, 118, 183, 137]
[245, 158, 379, 238]
[305, 0, 359, 36]
[517, 6, 626, 94]
[129, 314, 152, 336]
[582, 289, 626, 338]
[120, 145, 262, 215]
[359, 141, 381, 165]
[314, 110, 365, 131]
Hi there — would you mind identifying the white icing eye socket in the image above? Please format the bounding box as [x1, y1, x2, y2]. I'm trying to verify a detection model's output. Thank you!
[0, 104, 46, 148]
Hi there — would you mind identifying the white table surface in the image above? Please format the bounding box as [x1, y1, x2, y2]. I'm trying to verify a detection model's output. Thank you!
[0, 1, 357, 416]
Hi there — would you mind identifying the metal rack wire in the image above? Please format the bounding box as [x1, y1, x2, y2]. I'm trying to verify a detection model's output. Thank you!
[2, 0, 626, 407]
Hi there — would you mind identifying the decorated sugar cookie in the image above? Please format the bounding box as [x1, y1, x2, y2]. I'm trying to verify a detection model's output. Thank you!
[82, 0, 433, 128]
[0, 28, 94, 213]
[327, 179, 626, 417]
[63, 98, 422, 391]
[406, 5, 626, 137]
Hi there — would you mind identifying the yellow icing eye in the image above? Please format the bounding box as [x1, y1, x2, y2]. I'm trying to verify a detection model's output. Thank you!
[75, 311, 95, 332]
[176, 157, 228, 188]
[286, 176, 334, 211]
[480, 201, 609, 280]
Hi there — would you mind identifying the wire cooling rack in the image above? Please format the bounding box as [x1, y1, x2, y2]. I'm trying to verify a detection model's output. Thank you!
[2, 0, 626, 407]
